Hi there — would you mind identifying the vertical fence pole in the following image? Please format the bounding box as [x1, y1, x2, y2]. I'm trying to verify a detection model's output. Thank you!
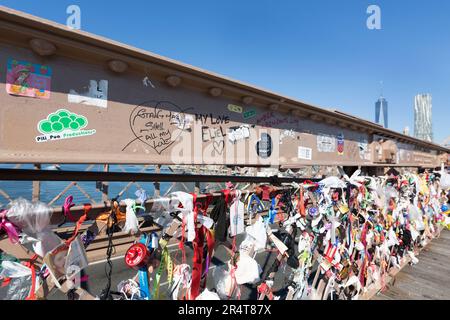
[102, 164, 109, 203]
[154, 165, 161, 197]
[32, 164, 41, 202]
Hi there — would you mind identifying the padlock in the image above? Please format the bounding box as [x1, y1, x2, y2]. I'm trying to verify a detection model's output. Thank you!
[125, 243, 152, 270]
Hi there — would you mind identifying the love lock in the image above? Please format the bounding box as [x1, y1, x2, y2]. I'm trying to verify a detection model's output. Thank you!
[124, 234, 158, 300]
[125, 243, 152, 270]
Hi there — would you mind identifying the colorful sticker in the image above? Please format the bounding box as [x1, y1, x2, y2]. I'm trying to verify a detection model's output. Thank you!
[227, 104, 243, 114]
[298, 146, 312, 160]
[6, 59, 52, 99]
[36, 109, 96, 143]
[337, 133, 345, 155]
[243, 109, 257, 120]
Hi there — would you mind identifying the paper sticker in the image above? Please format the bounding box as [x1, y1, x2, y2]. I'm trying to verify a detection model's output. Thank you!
[6, 59, 52, 99]
[337, 133, 345, 156]
[36, 109, 96, 143]
[228, 104, 243, 114]
[317, 134, 336, 152]
[298, 147, 312, 160]
[358, 139, 370, 160]
[68, 80, 108, 108]
[228, 125, 250, 144]
[243, 109, 257, 119]
[256, 133, 272, 159]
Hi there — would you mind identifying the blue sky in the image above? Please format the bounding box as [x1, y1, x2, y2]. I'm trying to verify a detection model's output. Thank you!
[1, 0, 449, 143]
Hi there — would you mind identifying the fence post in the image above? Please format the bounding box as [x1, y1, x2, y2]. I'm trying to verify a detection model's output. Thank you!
[32, 164, 41, 202]
[102, 164, 109, 203]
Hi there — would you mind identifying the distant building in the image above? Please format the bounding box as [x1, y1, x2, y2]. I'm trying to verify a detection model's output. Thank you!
[443, 136, 450, 148]
[403, 126, 410, 136]
[414, 94, 433, 142]
[375, 96, 388, 128]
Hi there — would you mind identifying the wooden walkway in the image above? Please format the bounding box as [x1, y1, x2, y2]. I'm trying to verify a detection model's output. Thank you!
[373, 230, 450, 300]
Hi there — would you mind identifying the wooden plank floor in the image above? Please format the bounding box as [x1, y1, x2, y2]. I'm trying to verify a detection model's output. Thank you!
[373, 230, 450, 300]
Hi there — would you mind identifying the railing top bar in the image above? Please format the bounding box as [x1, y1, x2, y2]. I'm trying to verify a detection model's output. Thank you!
[0, 169, 321, 184]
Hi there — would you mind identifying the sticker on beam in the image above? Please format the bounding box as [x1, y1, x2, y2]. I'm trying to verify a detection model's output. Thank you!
[317, 134, 336, 152]
[227, 104, 243, 114]
[6, 59, 52, 99]
[298, 146, 312, 160]
[68, 80, 108, 108]
[36, 109, 96, 143]
[228, 125, 250, 144]
[337, 133, 345, 156]
[243, 109, 257, 120]
[256, 133, 272, 159]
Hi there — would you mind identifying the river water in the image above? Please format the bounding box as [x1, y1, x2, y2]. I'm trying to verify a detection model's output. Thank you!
[0, 164, 198, 207]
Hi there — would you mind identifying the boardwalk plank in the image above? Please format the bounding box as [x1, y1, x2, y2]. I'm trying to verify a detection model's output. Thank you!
[373, 230, 450, 300]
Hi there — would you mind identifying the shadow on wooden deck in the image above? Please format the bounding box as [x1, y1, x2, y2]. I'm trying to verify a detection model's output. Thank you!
[373, 230, 450, 300]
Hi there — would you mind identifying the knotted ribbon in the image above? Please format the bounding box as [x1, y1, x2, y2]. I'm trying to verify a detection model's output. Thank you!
[0, 210, 20, 244]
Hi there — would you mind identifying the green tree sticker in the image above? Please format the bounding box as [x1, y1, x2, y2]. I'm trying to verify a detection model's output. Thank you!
[38, 109, 88, 134]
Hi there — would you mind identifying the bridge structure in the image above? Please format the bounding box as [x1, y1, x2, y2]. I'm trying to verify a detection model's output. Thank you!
[0, 6, 449, 301]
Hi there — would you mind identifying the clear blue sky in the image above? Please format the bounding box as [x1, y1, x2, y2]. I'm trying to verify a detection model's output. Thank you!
[1, 0, 449, 143]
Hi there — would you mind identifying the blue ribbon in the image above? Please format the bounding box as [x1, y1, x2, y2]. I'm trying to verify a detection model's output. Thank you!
[137, 234, 152, 300]
[265, 198, 277, 225]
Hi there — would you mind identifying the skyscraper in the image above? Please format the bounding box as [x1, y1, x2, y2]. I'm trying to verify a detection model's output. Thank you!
[375, 96, 388, 128]
[414, 94, 433, 142]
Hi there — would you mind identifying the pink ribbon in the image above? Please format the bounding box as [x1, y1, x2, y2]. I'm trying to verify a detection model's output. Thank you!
[0, 210, 20, 244]
[63, 196, 77, 222]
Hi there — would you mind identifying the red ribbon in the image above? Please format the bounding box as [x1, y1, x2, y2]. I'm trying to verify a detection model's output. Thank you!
[65, 204, 91, 246]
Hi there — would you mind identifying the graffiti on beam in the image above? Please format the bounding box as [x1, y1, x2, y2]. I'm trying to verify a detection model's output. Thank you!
[279, 129, 296, 144]
[196, 113, 230, 155]
[256, 111, 298, 128]
[123, 101, 192, 154]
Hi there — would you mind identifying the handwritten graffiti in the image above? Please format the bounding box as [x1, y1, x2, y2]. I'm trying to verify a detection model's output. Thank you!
[256, 111, 298, 128]
[279, 129, 296, 144]
[122, 101, 191, 154]
[196, 113, 229, 155]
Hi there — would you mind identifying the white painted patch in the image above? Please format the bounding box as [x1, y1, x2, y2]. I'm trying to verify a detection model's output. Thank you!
[68, 80, 108, 108]
[298, 146, 312, 160]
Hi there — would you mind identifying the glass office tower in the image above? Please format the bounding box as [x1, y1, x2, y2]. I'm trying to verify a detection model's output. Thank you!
[375, 96, 388, 128]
